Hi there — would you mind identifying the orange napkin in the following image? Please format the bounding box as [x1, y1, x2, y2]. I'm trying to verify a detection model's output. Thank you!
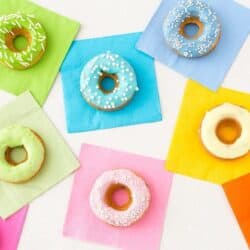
[223, 174, 250, 247]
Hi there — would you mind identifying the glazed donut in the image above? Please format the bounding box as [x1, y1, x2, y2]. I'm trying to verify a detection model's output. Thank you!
[89, 169, 150, 226]
[80, 51, 139, 111]
[0, 13, 46, 70]
[200, 103, 250, 159]
[0, 125, 45, 183]
[163, 0, 221, 58]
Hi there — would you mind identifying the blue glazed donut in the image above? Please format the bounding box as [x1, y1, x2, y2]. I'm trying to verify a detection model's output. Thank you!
[163, 0, 221, 58]
[80, 51, 139, 111]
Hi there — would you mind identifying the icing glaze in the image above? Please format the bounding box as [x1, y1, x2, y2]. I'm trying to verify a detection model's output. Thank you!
[163, 0, 221, 57]
[201, 103, 250, 159]
[0, 125, 45, 183]
[0, 13, 47, 69]
[80, 51, 139, 111]
[90, 169, 150, 227]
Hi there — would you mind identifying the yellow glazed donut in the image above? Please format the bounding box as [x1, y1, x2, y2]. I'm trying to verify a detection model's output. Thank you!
[200, 103, 250, 159]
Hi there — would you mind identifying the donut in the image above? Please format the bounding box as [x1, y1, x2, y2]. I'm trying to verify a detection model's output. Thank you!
[0, 125, 45, 183]
[0, 13, 46, 70]
[89, 169, 150, 226]
[80, 51, 139, 111]
[163, 0, 221, 58]
[200, 103, 250, 159]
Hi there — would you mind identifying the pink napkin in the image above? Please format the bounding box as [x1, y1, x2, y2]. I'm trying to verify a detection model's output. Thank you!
[0, 206, 28, 250]
[64, 144, 173, 250]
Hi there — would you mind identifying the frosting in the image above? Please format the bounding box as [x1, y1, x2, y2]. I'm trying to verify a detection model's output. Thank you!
[90, 169, 150, 226]
[0, 13, 46, 69]
[201, 103, 250, 159]
[80, 51, 139, 111]
[0, 125, 45, 183]
[163, 0, 221, 57]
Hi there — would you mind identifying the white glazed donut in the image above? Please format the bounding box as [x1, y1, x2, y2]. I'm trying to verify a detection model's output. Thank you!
[200, 103, 250, 159]
[89, 169, 150, 227]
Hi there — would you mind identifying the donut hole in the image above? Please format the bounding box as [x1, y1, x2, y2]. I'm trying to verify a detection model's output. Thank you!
[184, 23, 199, 37]
[98, 72, 119, 94]
[13, 35, 29, 51]
[5, 145, 28, 166]
[105, 184, 132, 211]
[216, 118, 242, 144]
[5, 28, 31, 52]
[180, 17, 204, 39]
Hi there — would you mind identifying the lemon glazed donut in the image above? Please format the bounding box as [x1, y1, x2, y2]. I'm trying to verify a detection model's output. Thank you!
[200, 103, 250, 159]
[163, 0, 221, 58]
[89, 169, 150, 227]
[0, 125, 45, 183]
[0, 13, 46, 70]
[80, 51, 139, 111]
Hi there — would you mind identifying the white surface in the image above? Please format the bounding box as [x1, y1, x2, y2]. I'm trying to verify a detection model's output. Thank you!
[0, 0, 249, 249]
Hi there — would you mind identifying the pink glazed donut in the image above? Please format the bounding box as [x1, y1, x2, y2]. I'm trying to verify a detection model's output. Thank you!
[89, 169, 151, 227]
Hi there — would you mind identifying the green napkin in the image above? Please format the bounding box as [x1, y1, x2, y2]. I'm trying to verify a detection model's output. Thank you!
[0, 92, 79, 219]
[0, 0, 80, 105]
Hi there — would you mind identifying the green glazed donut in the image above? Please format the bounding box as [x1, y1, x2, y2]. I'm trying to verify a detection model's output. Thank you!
[0, 125, 45, 183]
[0, 13, 47, 70]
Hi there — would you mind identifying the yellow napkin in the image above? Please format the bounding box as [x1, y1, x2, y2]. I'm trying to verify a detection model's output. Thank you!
[166, 80, 250, 184]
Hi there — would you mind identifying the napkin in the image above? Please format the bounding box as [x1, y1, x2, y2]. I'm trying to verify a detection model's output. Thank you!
[0, 206, 28, 250]
[60, 33, 162, 133]
[223, 174, 250, 247]
[0, 0, 80, 105]
[137, 0, 250, 90]
[0, 92, 79, 218]
[166, 80, 250, 184]
[64, 144, 173, 250]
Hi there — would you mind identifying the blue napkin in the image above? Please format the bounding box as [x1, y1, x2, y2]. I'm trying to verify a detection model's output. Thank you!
[137, 0, 250, 90]
[60, 33, 162, 133]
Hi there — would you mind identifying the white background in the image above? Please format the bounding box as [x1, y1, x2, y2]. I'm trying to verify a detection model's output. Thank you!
[0, 0, 250, 249]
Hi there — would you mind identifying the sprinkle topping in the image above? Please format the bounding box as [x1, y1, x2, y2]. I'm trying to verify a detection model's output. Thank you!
[0, 13, 47, 69]
[80, 51, 139, 111]
[90, 169, 151, 227]
[163, 0, 221, 58]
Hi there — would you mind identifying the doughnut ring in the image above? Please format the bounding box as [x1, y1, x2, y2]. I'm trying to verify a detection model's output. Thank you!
[200, 103, 250, 159]
[163, 0, 221, 58]
[0, 125, 45, 183]
[0, 13, 46, 70]
[89, 169, 150, 226]
[80, 51, 139, 111]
